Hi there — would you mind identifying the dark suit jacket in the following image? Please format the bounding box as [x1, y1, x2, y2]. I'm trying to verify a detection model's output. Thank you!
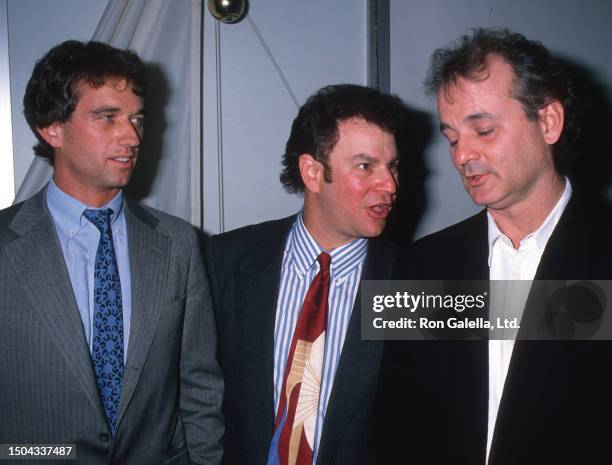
[378, 195, 612, 465]
[206, 216, 396, 465]
[0, 189, 223, 465]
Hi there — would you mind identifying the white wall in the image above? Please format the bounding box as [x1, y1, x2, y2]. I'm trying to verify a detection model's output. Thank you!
[202, 1, 368, 234]
[0, 0, 14, 209]
[4, 0, 369, 230]
[389, 0, 612, 238]
[8, 0, 108, 197]
[8, 1, 610, 241]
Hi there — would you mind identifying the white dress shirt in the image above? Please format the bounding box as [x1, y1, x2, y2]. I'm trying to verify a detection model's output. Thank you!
[486, 178, 572, 462]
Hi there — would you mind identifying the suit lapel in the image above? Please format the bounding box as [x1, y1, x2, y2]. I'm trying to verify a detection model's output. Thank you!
[116, 201, 170, 425]
[316, 239, 392, 465]
[240, 260, 281, 438]
[235, 221, 290, 449]
[465, 211, 489, 280]
[5, 191, 106, 420]
[534, 196, 588, 280]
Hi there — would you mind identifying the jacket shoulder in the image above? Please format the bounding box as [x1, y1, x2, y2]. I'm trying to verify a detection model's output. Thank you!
[413, 211, 486, 253]
[0, 203, 21, 229]
[208, 215, 294, 254]
[395, 211, 488, 279]
[127, 200, 190, 227]
[0, 196, 40, 244]
[125, 200, 201, 252]
[206, 215, 294, 271]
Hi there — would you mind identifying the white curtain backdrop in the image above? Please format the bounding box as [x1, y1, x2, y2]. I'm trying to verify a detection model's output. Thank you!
[14, 0, 202, 226]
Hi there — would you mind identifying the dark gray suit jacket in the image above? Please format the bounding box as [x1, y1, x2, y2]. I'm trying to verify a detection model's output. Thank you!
[0, 189, 224, 465]
[378, 195, 612, 465]
[206, 216, 396, 465]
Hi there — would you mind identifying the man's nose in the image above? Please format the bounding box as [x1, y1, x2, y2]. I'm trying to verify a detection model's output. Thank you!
[378, 167, 398, 195]
[118, 119, 142, 147]
[452, 137, 479, 167]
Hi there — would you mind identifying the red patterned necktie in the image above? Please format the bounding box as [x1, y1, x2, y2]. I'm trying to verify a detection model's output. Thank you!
[272, 252, 331, 465]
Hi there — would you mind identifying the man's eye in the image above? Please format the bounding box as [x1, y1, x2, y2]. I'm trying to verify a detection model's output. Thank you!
[100, 114, 114, 121]
[357, 163, 371, 170]
[442, 133, 457, 147]
[388, 161, 400, 172]
[477, 128, 494, 137]
[131, 116, 145, 128]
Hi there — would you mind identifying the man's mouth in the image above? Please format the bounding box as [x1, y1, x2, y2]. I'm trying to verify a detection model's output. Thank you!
[109, 156, 135, 166]
[465, 172, 488, 187]
[368, 202, 393, 219]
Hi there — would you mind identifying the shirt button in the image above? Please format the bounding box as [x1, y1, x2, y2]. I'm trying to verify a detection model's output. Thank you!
[98, 433, 111, 442]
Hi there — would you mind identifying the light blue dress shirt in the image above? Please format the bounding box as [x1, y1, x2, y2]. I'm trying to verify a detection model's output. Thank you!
[46, 180, 132, 361]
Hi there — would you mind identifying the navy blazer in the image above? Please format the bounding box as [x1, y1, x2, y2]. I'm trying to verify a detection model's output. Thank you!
[378, 195, 612, 465]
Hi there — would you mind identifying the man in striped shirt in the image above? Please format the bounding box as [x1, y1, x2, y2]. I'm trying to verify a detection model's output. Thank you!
[206, 84, 410, 465]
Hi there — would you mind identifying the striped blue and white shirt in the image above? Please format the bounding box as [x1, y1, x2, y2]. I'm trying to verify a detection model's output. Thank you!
[273, 212, 368, 463]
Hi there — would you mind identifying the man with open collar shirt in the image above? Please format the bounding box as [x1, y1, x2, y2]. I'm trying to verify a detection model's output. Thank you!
[378, 28, 612, 465]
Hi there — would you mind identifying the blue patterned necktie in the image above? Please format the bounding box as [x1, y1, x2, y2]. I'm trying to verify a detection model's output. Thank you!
[83, 208, 124, 436]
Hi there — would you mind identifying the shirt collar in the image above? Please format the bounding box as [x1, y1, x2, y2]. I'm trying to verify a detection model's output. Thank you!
[287, 212, 368, 279]
[46, 178, 125, 236]
[487, 176, 572, 265]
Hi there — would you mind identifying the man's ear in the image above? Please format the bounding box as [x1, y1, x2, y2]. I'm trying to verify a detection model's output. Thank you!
[538, 100, 564, 145]
[299, 154, 324, 194]
[36, 123, 64, 149]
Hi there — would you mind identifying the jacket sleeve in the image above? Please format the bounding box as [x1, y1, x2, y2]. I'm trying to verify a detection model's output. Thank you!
[180, 229, 224, 464]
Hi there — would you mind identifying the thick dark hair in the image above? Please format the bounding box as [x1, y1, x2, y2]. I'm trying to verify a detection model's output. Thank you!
[424, 28, 578, 174]
[280, 84, 409, 193]
[23, 40, 147, 161]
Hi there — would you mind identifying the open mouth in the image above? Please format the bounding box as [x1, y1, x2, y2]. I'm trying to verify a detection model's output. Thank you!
[466, 173, 488, 187]
[109, 156, 135, 167]
[368, 203, 392, 219]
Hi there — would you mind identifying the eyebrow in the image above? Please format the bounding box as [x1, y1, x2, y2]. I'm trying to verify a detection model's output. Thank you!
[465, 112, 495, 122]
[90, 106, 145, 115]
[439, 112, 495, 132]
[350, 154, 377, 162]
[90, 106, 120, 114]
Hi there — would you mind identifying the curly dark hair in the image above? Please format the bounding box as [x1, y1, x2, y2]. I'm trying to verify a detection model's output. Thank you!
[23, 40, 147, 162]
[424, 28, 579, 175]
[280, 84, 410, 193]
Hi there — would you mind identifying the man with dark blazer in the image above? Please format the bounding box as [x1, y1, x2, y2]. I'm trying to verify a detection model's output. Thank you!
[206, 85, 409, 465]
[0, 41, 223, 464]
[378, 29, 612, 464]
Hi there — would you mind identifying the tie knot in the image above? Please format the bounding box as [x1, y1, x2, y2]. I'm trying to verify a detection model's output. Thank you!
[317, 252, 331, 273]
[84, 208, 114, 233]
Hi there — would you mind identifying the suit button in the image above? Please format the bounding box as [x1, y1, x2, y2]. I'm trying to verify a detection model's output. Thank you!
[98, 433, 111, 442]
